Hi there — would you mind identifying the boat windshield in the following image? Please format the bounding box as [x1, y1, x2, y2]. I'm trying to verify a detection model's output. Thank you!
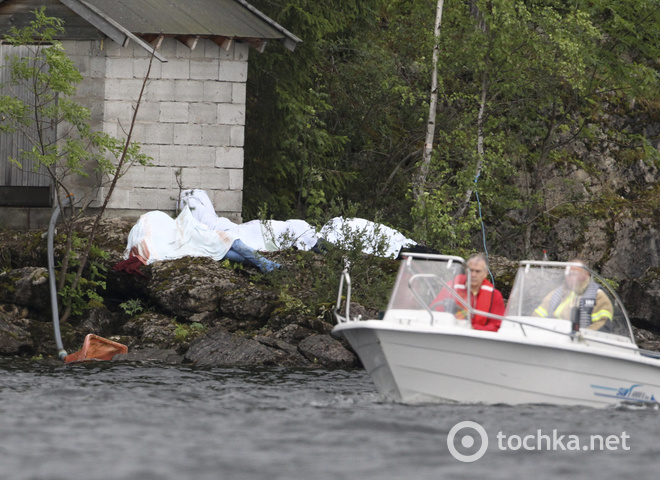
[505, 261, 634, 341]
[387, 254, 468, 311]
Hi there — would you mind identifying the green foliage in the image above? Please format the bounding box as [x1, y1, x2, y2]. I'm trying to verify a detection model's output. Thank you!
[411, 190, 479, 253]
[270, 204, 399, 314]
[244, 0, 385, 221]
[174, 322, 207, 343]
[57, 233, 109, 317]
[276, 291, 313, 316]
[220, 258, 244, 271]
[308, 242, 396, 313]
[119, 299, 146, 316]
[245, 0, 660, 258]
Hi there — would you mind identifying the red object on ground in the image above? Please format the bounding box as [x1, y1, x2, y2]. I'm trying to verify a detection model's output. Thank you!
[64, 334, 128, 363]
[113, 255, 148, 278]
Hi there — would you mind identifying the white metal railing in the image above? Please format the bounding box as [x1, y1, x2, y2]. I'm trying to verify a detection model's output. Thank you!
[334, 269, 352, 323]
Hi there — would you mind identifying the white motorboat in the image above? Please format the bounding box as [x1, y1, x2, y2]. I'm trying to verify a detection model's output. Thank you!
[332, 254, 660, 407]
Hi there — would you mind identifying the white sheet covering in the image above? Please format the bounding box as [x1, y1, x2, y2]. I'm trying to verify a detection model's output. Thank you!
[319, 217, 417, 258]
[176, 189, 416, 258]
[178, 189, 318, 251]
[124, 206, 235, 265]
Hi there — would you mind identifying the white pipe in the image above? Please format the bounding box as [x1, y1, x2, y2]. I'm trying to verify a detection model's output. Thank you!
[48, 196, 73, 361]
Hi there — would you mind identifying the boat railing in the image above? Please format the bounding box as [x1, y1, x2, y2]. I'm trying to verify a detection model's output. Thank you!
[469, 307, 653, 354]
[407, 270, 646, 354]
[334, 269, 353, 323]
[466, 307, 567, 339]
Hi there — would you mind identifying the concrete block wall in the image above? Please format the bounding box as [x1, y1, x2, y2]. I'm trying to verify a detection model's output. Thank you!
[62, 37, 248, 222]
[55, 40, 107, 209]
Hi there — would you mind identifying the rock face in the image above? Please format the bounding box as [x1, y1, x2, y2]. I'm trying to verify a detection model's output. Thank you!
[490, 135, 660, 330]
[0, 305, 33, 355]
[184, 328, 309, 367]
[619, 271, 660, 328]
[0, 267, 51, 313]
[297, 334, 356, 368]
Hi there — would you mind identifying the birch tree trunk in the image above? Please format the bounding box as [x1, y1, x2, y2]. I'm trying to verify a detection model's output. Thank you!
[412, 0, 445, 207]
[454, 69, 487, 218]
[454, 0, 487, 219]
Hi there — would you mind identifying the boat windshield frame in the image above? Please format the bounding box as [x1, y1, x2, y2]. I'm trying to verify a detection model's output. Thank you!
[389, 253, 474, 322]
[505, 260, 636, 343]
[387, 255, 635, 344]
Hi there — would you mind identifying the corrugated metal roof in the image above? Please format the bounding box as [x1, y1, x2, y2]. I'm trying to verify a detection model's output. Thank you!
[80, 0, 300, 45]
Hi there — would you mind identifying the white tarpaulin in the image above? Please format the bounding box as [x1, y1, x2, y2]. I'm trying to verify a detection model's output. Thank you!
[178, 189, 318, 252]
[319, 217, 417, 259]
[124, 206, 235, 265]
[176, 189, 417, 258]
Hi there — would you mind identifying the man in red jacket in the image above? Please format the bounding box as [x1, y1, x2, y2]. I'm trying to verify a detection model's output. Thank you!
[431, 253, 506, 332]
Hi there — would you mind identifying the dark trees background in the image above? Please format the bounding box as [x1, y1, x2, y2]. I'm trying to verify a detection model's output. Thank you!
[244, 0, 660, 259]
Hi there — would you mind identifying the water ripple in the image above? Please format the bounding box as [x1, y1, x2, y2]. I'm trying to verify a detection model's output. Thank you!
[0, 358, 657, 479]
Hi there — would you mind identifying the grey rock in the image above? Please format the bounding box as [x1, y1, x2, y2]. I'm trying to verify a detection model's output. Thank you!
[273, 324, 316, 344]
[77, 308, 122, 337]
[220, 285, 277, 322]
[147, 259, 232, 317]
[0, 267, 50, 313]
[633, 327, 660, 353]
[185, 327, 281, 367]
[0, 313, 33, 355]
[297, 334, 357, 368]
[603, 219, 660, 281]
[119, 312, 180, 349]
[618, 272, 660, 327]
[254, 335, 308, 366]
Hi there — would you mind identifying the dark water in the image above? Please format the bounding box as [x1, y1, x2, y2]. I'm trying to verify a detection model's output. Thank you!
[1, 358, 658, 480]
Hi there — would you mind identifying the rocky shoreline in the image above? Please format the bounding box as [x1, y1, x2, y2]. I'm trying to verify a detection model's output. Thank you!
[0, 216, 371, 368]
[2, 215, 660, 367]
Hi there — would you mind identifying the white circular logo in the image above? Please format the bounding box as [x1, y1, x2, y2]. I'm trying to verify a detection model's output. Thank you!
[447, 421, 489, 462]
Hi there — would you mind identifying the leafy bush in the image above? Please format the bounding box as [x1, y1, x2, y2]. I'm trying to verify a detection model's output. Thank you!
[174, 322, 207, 343]
[119, 299, 146, 316]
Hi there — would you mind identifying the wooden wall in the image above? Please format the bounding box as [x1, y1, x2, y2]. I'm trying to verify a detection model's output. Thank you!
[0, 0, 100, 40]
[0, 44, 53, 192]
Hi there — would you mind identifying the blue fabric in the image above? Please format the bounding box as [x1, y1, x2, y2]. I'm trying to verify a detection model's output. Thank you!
[225, 239, 281, 273]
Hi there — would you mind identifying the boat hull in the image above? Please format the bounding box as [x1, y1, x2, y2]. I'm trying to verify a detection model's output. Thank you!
[335, 320, 660, 407]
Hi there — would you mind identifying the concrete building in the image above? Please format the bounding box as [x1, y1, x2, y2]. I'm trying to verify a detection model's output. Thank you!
[0, 0, 300, 228]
